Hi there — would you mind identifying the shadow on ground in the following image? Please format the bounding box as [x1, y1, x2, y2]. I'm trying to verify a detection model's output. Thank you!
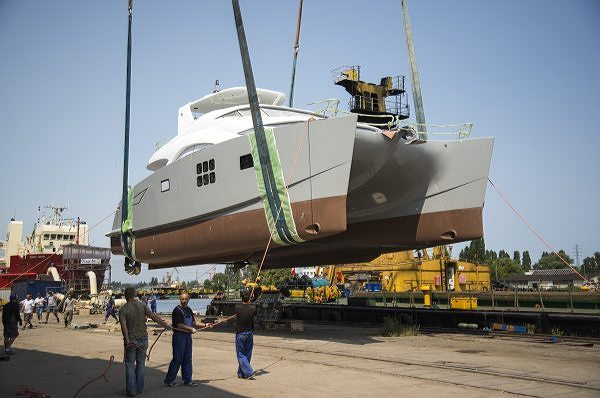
[0, 347, 246, 398]
[206, 319, 388, 346]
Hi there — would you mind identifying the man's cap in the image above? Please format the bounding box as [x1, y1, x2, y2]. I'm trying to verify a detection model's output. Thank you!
[10, 294, 17, 300]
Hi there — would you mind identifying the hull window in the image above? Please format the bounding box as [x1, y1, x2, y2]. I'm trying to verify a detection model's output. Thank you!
[196, 158, 216, 187]
[240, 154, 253, 170]
[161, 179, 170, 192]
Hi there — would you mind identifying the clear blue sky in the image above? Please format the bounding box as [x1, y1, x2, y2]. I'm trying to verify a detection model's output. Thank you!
[1, 0, 598, 283]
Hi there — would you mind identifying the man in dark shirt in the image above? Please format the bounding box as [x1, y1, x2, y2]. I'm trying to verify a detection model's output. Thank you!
[164, 292, 209, 387]
[3, 294, 22, 355]
[234, 290, 257, 379]
[119, 287, 171, 397]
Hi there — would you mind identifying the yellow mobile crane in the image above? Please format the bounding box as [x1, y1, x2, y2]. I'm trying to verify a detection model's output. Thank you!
[318, 246, 490, 295]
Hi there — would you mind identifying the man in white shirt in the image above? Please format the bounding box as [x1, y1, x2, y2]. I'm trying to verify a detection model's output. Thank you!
[33, 293, 46, 324]
[20, 294, 35, 330]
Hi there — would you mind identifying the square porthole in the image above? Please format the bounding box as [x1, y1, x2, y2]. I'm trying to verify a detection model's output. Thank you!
[240, 154, 253, 170]
[161, 179, 170, 192]
[203, 161, 208, 173]
[209, 172, 215, 183]
[209, 159, 215, 170]
[203, 174, 209, 185]
[196, 163, 202, 174]
[197, 176, 203, 186]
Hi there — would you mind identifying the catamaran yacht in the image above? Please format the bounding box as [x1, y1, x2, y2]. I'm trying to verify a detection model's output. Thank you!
[108, 73, 494, 270]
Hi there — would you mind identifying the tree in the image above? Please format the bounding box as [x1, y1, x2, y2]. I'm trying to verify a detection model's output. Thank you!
[513, 251, 521, 265]
[260, 268, 294, 286]
[522, 251, 532, 271]
[485, 250, 497, 262]
[211, 273, 229, 291]
[498, 250, 510, 259]
[149, 277, 159, 286]
[460, 238, 486, 263]
[581, 252, 600, 276]
[490, 258, 523, 281]
[534, 250, 573, 270]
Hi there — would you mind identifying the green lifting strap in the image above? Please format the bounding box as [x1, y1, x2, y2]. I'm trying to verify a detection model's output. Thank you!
[120, 187, 136, 260]
[249, 128, 304, 246]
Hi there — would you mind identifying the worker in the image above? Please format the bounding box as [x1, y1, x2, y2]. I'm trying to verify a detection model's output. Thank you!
[33, 293, 45, 324]
[105, 295, 119, 324]
[45, 291, 60, 324]
[149, 293, 157, 314]
[3, 294, 22, 355]
[164, 292, 210, 387]
[119, 287, 171, 397]
[20, 294, 35, 330]
[234, 289, 257, 379]
[62, 295, 77, 328]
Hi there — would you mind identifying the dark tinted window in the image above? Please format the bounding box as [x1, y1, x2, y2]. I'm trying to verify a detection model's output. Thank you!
[240, 154, 253, 170]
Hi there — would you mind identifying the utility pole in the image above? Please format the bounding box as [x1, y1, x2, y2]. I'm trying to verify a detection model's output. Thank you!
[574, 244, 581, 267]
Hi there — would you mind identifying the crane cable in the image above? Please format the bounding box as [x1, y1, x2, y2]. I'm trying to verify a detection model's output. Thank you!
[488, 178, 589, 283]
[119, 0, 137, 274]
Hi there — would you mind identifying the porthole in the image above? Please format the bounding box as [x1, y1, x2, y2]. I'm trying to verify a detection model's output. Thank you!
[240, 154, 253, 170]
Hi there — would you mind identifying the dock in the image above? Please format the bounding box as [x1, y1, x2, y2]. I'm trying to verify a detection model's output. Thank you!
[1, 312, 599, 397]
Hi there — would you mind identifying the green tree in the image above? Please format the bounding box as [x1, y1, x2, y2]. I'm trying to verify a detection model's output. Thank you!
[260, 268, 294, 286]
[498, 250, 510, 259]
[534, 250, 573, 270]
[460, 238, 486, 263]
[211, 273, 229, 291]
[149, 276, 159, 286]
[490, 258, 523, 281]
[513, 251, 521, 265]
[203, 279, 213, 290]
[522, 251, 532, 271]
[581, 252, 600, 276]
[485, 250, 497, 262]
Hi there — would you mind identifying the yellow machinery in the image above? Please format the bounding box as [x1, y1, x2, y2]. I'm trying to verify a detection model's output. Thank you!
[318, 246, 490, 293]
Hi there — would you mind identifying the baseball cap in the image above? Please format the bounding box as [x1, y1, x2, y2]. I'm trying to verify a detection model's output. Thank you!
[10, 294, 17, 300]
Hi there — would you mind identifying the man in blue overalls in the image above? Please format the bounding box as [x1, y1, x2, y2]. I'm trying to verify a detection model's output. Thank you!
[164, 292, 209, 387]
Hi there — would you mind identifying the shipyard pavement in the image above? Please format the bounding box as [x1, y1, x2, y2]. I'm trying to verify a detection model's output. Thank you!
[1, 313, 599, 397]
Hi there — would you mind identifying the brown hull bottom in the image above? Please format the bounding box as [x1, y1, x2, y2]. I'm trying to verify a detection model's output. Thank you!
[111, 196, 483, 269]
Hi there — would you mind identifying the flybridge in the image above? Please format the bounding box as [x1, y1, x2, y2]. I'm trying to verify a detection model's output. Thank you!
[177, 87, 287, 134]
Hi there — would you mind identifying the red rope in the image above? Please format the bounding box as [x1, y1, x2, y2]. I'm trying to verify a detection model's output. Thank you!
[488, 178, 589, 282]
[15, 385, 50, 398]
[251, 119, 314, 295]
[71, 355, 115, 398]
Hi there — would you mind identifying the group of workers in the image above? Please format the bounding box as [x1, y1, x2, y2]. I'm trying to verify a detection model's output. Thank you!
[2, 290, 77, 355]
[3, 286, 257, 396]
[118, 287, 257, 397]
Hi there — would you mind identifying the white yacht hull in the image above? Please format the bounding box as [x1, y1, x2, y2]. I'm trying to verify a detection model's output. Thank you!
[109, 114, 494, 268]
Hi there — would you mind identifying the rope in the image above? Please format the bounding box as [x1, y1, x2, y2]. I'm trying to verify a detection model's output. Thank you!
[71, 355, 115, 398]
[251, 118, 314, 294]
[488, 178, 589, 283]
[16, 385, 50, 398]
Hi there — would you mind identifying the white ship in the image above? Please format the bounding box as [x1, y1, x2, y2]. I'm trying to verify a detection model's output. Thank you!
[108, 73, 494, 270]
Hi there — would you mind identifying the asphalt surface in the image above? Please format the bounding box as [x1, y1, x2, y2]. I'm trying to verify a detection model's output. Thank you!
[1, 312, 599, 397]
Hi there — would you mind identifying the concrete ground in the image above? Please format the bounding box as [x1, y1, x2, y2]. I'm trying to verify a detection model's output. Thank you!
[1, 313, 599, 397]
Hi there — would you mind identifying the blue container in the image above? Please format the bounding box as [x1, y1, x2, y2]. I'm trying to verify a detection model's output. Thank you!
[11, 280, 66, 300]
[365, 283, 382, 292]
